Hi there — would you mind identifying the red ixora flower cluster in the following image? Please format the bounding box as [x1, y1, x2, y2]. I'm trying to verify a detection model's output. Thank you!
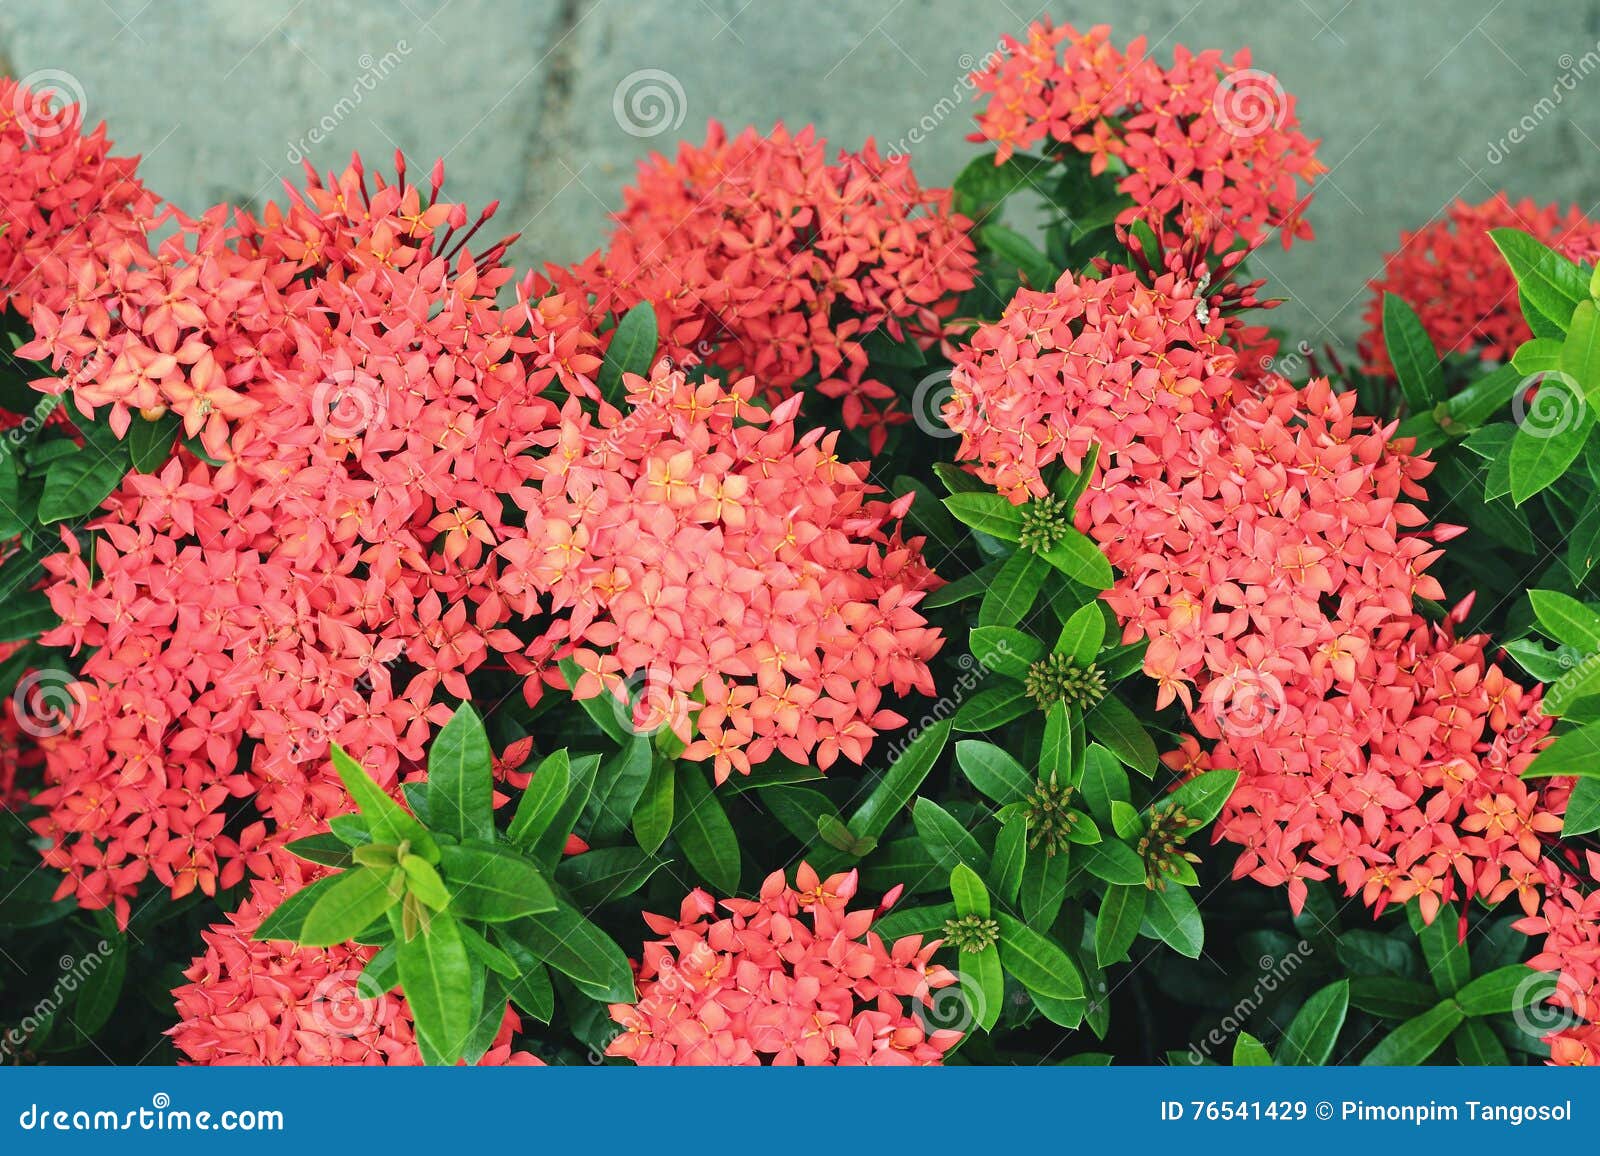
[555, 122, 977, 451]
[606, 864, 958, 1065]
[526, 361, 941, 782]
[947, 263, 1600, 1062]
[969, 20, 1322, 256]
[169, 870, 540, 1066]
[1359, 194, 1600, 373]
[5, 97, 944, 925]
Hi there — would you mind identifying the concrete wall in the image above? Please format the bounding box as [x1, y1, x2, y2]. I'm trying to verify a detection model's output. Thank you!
[3, 0, 1598, 345]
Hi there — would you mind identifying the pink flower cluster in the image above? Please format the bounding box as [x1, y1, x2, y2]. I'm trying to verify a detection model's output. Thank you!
[606, 864, 957, 1065]
[531, 362, 941, 781]
[5, 97, 944, 925]
[1360, 194, 1600, 373]
[555, 123, 977, 451]
[947, 263, 1600, 1060]
[170, 871, 539, 1066]
[969, 21, 1323, 255]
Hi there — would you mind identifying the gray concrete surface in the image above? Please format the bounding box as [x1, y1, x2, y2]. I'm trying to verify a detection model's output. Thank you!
[2, 0, 1598, 346]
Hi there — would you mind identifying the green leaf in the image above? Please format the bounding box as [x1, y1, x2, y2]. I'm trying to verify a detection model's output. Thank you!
[1142, 884, 1203, 958]
[965, 944, 1005, 1033]
[1349, 976, 1439, 1019]
[494, 932, 555, 1023]
[1563, 776, 1600, 836]
[980, 223, 1058, 288]
[283, 834, 354, 871]
[396, 912, 475, 1064]
[872, 901, 956, 941]
[401, 854, 452, 910]
[1383, 293, 1443, 413]
[502, 902, 635, 1003]
[1020, 845, 1071, 928]
[1079, 743, 1130, 821]
[978, 550, 1050, 627]
[1279, 979, 1349, 1065]
[438, 842, 558, 921]
[556, 846, 671, 907]
[969, 625, 1043, 679]
[1360, 1001, 1465, 1066]
[298, 867, 401, 947]
[428, 703, 494, 843]
[1453, 1018, 1508, 1065]
[1507, 389, 1593, 504]
[1523, 723, 1600, 778]
[253, 875, 342, 941]
[1165, 769, 1240, 825]
[848, 719, 951, 840]
[127, 413, 181, 473]
[1095, 883, 1146, 967]
[72, 936, 127, 1037]
[949, 863, 990, 918]
[1566, 299, 1600, 402]
[38, 449, 128, 523]
[673, 764, 741, 893]
[1528, 589, 1600, 649]
[330, 744, 436, 859]
[633, 752, 676, 854]
[1079, 836, 1144, 885]
[1055, 602, 1104, 665]
[951, 151, 1055, 218]
[989, 817, 1027, 905]
[952, 683, 1031, 731]
[585, 734, 653, 842]
[532, 753, 598, 866]
[0, 589, 56, 643]
[955, 740, 1032, 805]
[1233, 1032, 1272, 1066]
[1336, 929, 1414, 977]
[1492, 228, 1588, 333]
[1086, 695, 1157, 774]
[995, 913, 1083, 1000]
[913, 798, 989, 877]
[597, 302, 658, 403]
[1410, 901, 1470, 995]
[1039, 527, 1114, 588]
[1454, 965, 1555, 1016]
[944, 492, 1023, 541]
[1449, 363, 1525, 427]
[507, 749, 571, 851]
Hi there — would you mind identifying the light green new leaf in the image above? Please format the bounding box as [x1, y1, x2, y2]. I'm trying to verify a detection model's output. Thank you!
[428, 703, 494, 843]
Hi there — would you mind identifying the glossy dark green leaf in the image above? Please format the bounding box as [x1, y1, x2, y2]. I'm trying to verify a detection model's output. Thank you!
[1523, 723, 1600, 778]
[502, 902, 635, 1003]
[38, 448, 128, 523]
[0, 590, 60, 642]
[1142, 884, 1203, 958]
[493, 930, 555, 1023]
[396, 912, 475, 1064]
[1491, 228, 1588, 333]
[913, 797, 989, 877]
[555, 846, 670, 907]
[1383, 293, 1443, 413]
[1279, 979, 1350, 1065]
[532, 753, 598, 866]
[1410, 901, 1470, 995]
[673, 764, 741, 893]
[597, 302, 658, 403]
[952, 683, 1032, 731]
[978, 550, 1050, 627]
[508, 749, 570, 850]
[1360, 1001, 1464, 1066]
[995, 913, 1083, 1000]
[1086, 695, 1157, 774]
[1454, 965, 1555, 1016]
[1165, 769, 1241, 825]
[1564, 776, 1600, 836]
[1039, 527, 1114, 588]
[1079, 836, 1144, 885]
[285, 833, 354, 869]
[299, 867, 402, 947]
[944, 492, 1023, 541]
[955, 739, 1032, 805]
[633, 752, 676, 853]
[969, 625, 1043, 679]
[1095, 883, 1146, 967]
[127, 412, 182, 473]
[439, 842, 558, 921]
[584, 734, 652, 842]
[1020, 846, 1070, 928]
[1055, 601, 1104, 665]
[848, 719, 951, 840]
[989, 817, 1027, 904]
[428, 702, 494, 843]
